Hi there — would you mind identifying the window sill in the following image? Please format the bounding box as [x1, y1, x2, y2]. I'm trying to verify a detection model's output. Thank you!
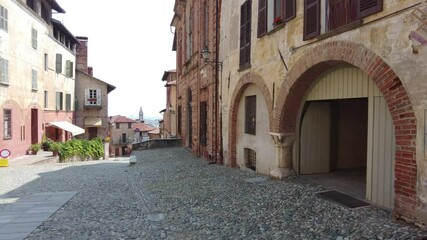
[3, 137, 11, 140]
[238, 64, 251, 72]
[0, 82, 9, 86]
[317, 19, 363, 41]
[268, 23, 285, 35]
[32, 88, 38, 92]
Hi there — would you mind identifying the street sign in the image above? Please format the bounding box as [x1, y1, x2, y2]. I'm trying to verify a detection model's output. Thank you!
[0, 149, 10, 167]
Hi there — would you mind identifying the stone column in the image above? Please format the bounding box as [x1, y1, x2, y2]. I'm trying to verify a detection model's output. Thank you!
[269, 132, 295, 179]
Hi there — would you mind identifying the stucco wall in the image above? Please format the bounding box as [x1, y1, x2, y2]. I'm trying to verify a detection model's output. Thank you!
[0, 0, 76, 158]
[236, 84, 275, 174]
[74, 71, 110, 139]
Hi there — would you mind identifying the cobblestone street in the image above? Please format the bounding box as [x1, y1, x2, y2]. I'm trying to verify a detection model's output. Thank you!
[0, 147, 426, 239]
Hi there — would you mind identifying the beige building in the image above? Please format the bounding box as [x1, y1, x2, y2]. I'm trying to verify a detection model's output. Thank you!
[220, 0, 427, 226]
[161, 70, 177, 138]
[74, 37, 115, 140]
[0, 0, 80, 158]
[109, 115, 136, 156]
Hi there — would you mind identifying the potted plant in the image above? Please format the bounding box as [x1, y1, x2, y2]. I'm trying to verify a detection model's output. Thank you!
[50, 142, 61, 156]
[30, 143, 41, 155]
[273, 17, 283, 27]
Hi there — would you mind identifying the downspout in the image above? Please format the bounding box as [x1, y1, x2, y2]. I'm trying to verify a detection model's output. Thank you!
[214, 0, 222, 164]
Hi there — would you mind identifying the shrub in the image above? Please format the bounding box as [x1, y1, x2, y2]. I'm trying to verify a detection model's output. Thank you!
[58, 138, 104, 162]
[30, 143, 41, 153]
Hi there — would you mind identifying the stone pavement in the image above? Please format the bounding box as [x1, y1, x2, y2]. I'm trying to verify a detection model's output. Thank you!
[0, 192, 76, 240]
[0, 147, 426, 239]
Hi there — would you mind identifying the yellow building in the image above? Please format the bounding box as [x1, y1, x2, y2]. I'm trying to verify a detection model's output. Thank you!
[220, 0, 427, 226]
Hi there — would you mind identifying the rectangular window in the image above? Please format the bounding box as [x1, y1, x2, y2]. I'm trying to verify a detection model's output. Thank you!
[239, 0, 252, 67]
[0, 5, 8, 32]
[203, 2, 209, 48]
[65, 94, 71, 111]
[178, 106, 182, 136]
[303, 0, 382, 40]
[128, 123, 132, 129]
[122, 133, 127, 144]
[200, 101, 207, 146]
[3, 109, 11, 139]
[44, 91, 48, 108]
[245, 95, 256, 135]
[66, 60, 73, 77]
[85, 89, 101, 106]
[56, 92, 63, 110]
[55, 54, 62, 73]
[31, 69, 37, 90]
[258, 0, 296, 37]
[32, 28, 37, 49]
[0, 57, 9, 84]
[44, 54, 48, 71]
[186, 8, 193, 59]
[116, 123, 120, 129]
[244, 148, 256, 171]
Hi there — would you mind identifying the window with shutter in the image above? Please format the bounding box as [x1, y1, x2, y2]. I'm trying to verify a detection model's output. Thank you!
[0, 57, 8, 84]
[200, 102, 207, 146]
[245, 95, 256, 135]
[358, 0, 382, 18]
[284, 0, 296, 22]
[96, 89, 101, 106]
[303, 0, 320, 40]
[0, 5, 8, 31]
[55, 54, 62, 73]
[31, 69, 37, 90]
[32, 28, 37, 49]
[65, 94, 71, 111]
[240, 0, 251, 67]
[3, 109, 11, 139]
[44, 91, 48, 108]
[56, 92, 61, 110]
[257, 0, 267, 37]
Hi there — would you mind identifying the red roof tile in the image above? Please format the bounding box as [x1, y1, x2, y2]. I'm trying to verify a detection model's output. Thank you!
[109, 115, 136, 123]
[134, 122, 155, 132]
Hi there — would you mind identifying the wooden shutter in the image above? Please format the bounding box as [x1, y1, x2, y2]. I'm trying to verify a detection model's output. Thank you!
[96, 89, 101, 106]
[284, 0, 296, 22]
[66, 60, 70, 77]
[85, 89, 90, 106]
[200, 102, 207, 146]
[358, 0, 382, 18]
[32, 69, 37, 90]
[240, 0, 251, 66]
[56, 92, 60, 110]
[257, 0, 267, 37]
[303, 0, 320, 40]
[55, 54, 62, 73]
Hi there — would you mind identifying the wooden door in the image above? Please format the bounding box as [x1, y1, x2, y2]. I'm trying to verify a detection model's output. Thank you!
[300, 102, 331, 174]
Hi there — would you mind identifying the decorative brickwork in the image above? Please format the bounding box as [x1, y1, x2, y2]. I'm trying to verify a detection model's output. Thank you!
[274, 41, 417, 222]
[228, 72, 273, 167]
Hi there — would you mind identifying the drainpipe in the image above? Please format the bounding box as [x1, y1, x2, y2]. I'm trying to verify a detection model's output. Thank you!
[214, 0, 221, 164]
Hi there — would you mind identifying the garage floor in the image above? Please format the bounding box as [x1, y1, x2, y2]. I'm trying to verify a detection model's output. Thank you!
[301, 168, 366, 200]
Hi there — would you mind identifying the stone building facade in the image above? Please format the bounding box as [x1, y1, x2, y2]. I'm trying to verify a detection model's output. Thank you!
[219, 0, 427, 227]
[0, 0, 78, 158]
[161, 70, 177, 138]
[171, 0, 222, 162]
[74, 37, 115, 140]
[109, 115, 136, 157]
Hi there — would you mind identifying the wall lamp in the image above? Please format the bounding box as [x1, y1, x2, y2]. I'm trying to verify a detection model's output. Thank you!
[201, 46, 223, 70]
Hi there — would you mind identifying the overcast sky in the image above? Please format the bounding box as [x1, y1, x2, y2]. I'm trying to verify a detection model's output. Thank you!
[55, 0, 176, 120]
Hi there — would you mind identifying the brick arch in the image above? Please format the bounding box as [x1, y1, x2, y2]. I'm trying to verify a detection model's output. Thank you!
[228, 72, 274, 167]
[274, 41, 417, 221]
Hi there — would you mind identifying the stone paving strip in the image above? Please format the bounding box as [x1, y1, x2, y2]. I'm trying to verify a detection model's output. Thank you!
[0, 192, 76, 240]
[0, 148, 426, 239]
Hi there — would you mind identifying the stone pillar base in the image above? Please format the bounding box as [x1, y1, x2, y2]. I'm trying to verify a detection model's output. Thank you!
[270, 167, 293, 179]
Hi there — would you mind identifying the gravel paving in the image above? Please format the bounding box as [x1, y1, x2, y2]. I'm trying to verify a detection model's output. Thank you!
[0, 147, 426, 239]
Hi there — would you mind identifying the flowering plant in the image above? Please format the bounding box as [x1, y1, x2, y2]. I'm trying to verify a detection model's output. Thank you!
[273, 17, 283, 26]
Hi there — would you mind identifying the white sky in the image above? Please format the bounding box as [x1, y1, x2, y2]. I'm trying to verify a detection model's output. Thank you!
[55, 0, 176, 119]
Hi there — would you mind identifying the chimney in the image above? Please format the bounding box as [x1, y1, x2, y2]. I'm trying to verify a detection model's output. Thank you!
[76, 36, 88, 72]
[88, 67, 93, 76]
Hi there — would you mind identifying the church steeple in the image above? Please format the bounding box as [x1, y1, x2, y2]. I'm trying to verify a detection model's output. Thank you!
[139, 107, 144, 123]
